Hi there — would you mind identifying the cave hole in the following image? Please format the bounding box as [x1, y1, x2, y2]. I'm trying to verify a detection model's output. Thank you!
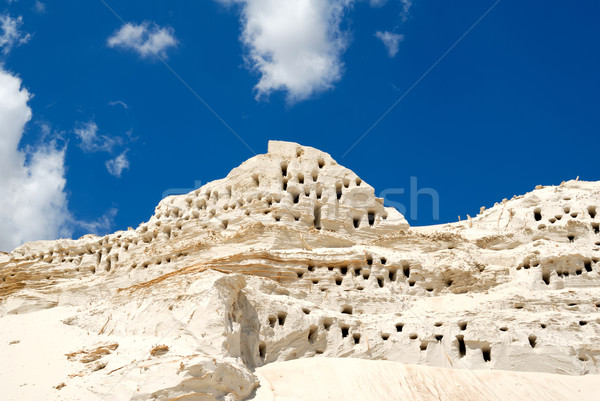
[340, 266, 348, 275]
[335, 276, 342, 286]
[588, 206, 597, 219]
[458, 322, 467, 331]
[482, 345, 491, 362]
[277, 312, 287, 326]
[533, 208, 542, 221]
[352, 333, 361, 344]
[368, 212, 375, 227]
[528, 335, 537, 348]
[353, 218, 360, 229]
[456, 335, 466, 358]
[302, 307, 311, 315]
[298, 173, 304, 184]
[377, 277, 384, 288]
[579, 320, 588, 326]
[381, 333, 390, 340]
[403, 263, 410, 278]
[592, 223, 599, 234]
[323, 318, 333, 330]
[318, 158, 325, 169]
[259, 342, 266, 359]
[395, 323, 404, 332]
[336, 183, 343, 200]
[268, 315, 277, 328]
[308, 325, 318, 343]
[435, 335, 443, 342]
[366, 254, 373, 265]
[281, 162, 288, 177]
[341, 325, 350, 338]
[341, 305, 353, 314]
[420, 341, 428, 351]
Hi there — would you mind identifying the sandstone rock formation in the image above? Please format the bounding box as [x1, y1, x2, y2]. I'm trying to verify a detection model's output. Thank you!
[1, 141, 598, 400]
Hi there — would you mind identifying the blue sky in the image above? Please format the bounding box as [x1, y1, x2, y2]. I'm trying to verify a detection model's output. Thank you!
[0, 0, 598, 251]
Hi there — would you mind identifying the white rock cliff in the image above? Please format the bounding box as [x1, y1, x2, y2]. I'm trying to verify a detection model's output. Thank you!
[1, 141, 599, 400]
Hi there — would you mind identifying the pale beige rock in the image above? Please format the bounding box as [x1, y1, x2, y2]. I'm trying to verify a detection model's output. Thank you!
[0, 141, 598, 400]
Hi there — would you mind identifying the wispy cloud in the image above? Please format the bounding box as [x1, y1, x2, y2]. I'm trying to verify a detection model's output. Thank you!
[107, 22, 177, 59]
[74, 121, 122, 153]
[108, 100, 128, 109]
[105, 150, 129, 177]
[375, 30, 404, 57]
[0, 14, 31, 54]
[34, 1, 46, 14]
[369, 0, 412, 21]
[217, 0, 352, 103]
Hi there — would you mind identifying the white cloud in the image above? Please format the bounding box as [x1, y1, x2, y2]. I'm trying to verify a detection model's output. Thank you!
[0, 14, 31, 54]
[369, 0, 411, 20]
[218, 0, 353, 103]
[34, 1, 46, 14]
[375, 30, 404, 57]
[74, 121, 122, 153]
[0, 68, 70, 251]
[108, 100, 128, 109]
[105, 151, 129, 177]
[107, 22, 177, 58]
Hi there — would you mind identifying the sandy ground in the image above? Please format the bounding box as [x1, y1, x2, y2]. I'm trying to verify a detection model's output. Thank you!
[252, 357, 599, 401]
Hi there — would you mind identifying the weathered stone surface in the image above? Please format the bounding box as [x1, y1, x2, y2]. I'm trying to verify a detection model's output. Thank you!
[0, 141, 598, 400]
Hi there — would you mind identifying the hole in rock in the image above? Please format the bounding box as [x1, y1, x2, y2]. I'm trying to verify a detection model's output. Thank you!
[302, 307, 311, 315]
[434, 322, 443, 327]
[356, 178, 362, 186]
[259, 342, 266, 359]
[456, 335, 466, 358]
[420, 341, 428, 351]
[353, 218, 360, 228]
[354, 267, 362, 276]
[308, 264, 315, 272]
[335, 276, 342, 286]
[296, 271, 304, 279]
[458, 322, 467, 331]
[362, 271, 370, 280]
[380, 257, 387, 265]
[528, 335, 537, 348]
[312, 171, 318, 182]
[435, 335, 443, 342]
[482, 345, 491, 362]
[403, 263, 410, 278]
[340, 266, 348, 275]
[549, 218, 556, 224]
[277, 312, 287, 326]
[409, 333, 418, 340]
[579, 320, 588, 326]
[592, 223, 599, 234]
[343, 178, 350, 188]
[308, 325, 318, 343]
[318, 158, 325, 169]
[323, 318, 333, 330]
[313, 206, 322, 230]
[282, 178, 288, 191]
[579, 354, 589, 362]
[328, 267, 334, 271]
[298, 173, 304, 184]
[567, 235, 575, 243]
[534, 208, 542, 221]
[571, 212, 578, 218]
[408, 280, 415, 287]
[341, 325, 350, 338]
[589, 206, 597, 219]
[564, 207, 571, 214]
[368, 212, 375, 226]
[353, 333, 361, 344]
[388, 269, 396, 281]
[341, 305, 353, 314]
[377, 277, 384, 288]
[312, 279, 319, 284]
[426, 287, 434, 292]
[281, 162, 288, 177]
[381, 333, 390, 340]
[336, 183, 343, 200]
[445, 279, 453, 287]
[542, 270, 551, 285]
[356, 286, 365, 291]
[395, 323, 404, 332]
[316, 188, 322, 199]
[499, 327, 508, 332]
[316, 350, 324, 355]
[268, 315, 277, 328]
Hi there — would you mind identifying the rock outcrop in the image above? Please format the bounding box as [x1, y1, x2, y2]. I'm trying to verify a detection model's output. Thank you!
[1, 141, 599, 400]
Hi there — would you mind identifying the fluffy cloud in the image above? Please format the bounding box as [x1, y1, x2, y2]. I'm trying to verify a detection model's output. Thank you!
[0, 14, 31, 54]
[375, 31, 404, 57]
[0, 68, 70, 251]
[218, 0, 353, 103]
[105, 151, 130, 178]
[107, 22, 177, 58]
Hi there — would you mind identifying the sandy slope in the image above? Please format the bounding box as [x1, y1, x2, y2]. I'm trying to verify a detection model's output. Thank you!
[253, 358, 599, 401]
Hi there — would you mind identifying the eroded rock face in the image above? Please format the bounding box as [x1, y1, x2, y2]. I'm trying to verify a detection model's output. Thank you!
[0, 141, 599, 400]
